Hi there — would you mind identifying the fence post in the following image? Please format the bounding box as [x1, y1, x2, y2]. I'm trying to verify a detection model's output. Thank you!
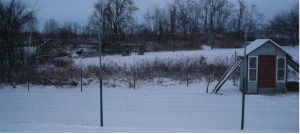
[27, 80, 29, 92]
[241, 78, 245, 130]
[233, 51, 237, 85]
[241, 44, 247, 130]
[98, 32, 103, 127]
[186, 65, 189, 87]
[25, 68, 29, 91]
[206, 65, 212, 93]
[133, 57, 136, 90]
[80, 57, 83, 92]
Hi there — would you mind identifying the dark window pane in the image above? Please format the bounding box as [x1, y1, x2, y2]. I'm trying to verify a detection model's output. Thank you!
[277, 70, 284, 80]
[278, 58, 285, 69]
[249, 57, 257, 68]
[249, 69, 256, 81]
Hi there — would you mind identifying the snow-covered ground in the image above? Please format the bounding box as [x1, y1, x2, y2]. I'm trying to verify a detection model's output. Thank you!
[0, 45, 298, 132]
[75, 45, 241, 66]
[0, 82, 298, 132]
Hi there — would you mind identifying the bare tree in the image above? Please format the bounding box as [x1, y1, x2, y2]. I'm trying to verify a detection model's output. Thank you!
[144, 9, 154, 32]
[197, 0, 234, 47]
[142, 0, 236, 48]
[267, 3, 299, 45]
[235, 0, 247, 39]
[288, 4, 299, 45]
[0, 0, 37, 69]
[244, 3, 264, 42]
[43, 19, 59, 36]
[89, 0, 138, 36]
[174, 0, 191, 37]
[229, 0, 264, 42]
[144, 5, 167, 35]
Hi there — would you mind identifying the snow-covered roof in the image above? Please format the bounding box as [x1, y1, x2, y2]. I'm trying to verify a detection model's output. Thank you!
[245, 39, 291, 57]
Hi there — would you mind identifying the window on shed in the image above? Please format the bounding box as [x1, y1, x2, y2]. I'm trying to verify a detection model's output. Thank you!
[248, 56, 257, 82]
[277, 57, 286, 81]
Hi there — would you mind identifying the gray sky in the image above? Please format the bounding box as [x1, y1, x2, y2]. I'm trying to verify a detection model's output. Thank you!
[29, 0, 298, 31]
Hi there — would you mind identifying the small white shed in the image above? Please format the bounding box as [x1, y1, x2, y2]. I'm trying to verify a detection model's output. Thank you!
[212, 39, 299, 94]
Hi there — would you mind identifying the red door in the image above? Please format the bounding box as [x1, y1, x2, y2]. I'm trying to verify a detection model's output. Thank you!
[258, 56, 276, 88]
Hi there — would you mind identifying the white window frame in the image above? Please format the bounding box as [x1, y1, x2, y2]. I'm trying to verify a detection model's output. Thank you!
[248, 56, 258, 82]
[276, 56, 286, 83]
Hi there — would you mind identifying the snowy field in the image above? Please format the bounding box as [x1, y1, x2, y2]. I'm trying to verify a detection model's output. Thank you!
[74, 45, 299, 67]
[0, 45, 298, 132]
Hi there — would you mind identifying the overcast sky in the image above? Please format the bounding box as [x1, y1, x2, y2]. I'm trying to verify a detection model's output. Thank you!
[28, 0, 298, 31]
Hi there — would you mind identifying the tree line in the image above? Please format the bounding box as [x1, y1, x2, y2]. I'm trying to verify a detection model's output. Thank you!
[0, 0, 299, 77]
[88, 0, 298, 48]
[40, 0, 299, 50]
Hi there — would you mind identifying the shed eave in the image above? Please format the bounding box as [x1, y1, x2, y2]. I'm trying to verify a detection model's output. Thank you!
[245, 39, 292, 57]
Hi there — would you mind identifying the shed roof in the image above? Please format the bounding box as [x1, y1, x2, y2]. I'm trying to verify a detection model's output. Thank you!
[245, 39, 291, 57]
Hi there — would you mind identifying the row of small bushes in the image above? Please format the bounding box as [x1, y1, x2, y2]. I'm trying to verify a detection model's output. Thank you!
[1, 56, 234, 87]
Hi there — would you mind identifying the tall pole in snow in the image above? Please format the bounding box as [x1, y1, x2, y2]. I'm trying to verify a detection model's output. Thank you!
[241, 43, 247, 130]
[99, 31, 103, 127]
[133, 48, 136, 90]
[80, 56, 83, 92]
[27, 31, 32, 92]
